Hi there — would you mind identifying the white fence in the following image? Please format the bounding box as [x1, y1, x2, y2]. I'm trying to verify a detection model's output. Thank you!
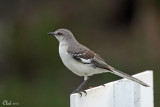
[70, 70, 153, 107]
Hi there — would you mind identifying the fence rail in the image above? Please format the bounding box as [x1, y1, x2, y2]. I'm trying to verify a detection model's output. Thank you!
[70, 70, 153, 107]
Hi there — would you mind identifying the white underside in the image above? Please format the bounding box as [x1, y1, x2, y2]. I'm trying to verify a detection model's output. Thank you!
[59, 43, 108, 76]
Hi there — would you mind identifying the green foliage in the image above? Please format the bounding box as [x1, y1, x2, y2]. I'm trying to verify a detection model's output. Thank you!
[0, 0, 159, 107]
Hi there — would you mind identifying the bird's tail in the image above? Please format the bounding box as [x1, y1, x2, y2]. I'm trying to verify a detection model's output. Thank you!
[109, 67, 150, 87]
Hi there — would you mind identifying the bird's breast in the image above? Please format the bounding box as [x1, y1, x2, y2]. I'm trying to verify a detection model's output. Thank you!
[58, 44, 107, 76]
[59, 45, 84, 76]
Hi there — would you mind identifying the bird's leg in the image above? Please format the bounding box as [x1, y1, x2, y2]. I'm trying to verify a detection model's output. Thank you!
[72, 75, 89, 94]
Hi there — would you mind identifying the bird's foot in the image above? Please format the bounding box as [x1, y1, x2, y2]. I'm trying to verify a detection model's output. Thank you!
[102, 84, 105, 87]
[72, 90, 87, 97]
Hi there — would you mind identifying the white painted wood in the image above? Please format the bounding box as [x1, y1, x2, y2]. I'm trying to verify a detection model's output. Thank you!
[114, 81, 135, 107]
[70, 70, 153, 107]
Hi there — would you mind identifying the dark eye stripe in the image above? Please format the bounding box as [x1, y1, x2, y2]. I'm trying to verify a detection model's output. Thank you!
[57, 32, 63, 35]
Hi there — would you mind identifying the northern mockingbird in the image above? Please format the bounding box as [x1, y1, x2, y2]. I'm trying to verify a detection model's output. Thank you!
[48, 28, 149, 94]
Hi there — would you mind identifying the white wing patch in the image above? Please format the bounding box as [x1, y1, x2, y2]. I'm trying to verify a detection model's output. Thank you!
[71, 52, 93, 64]
[72, 53, 84, 57]
[80, 58, 92, 63]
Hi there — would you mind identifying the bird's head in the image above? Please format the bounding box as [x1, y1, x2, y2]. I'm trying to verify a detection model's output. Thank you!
[48, 28, 75, 42]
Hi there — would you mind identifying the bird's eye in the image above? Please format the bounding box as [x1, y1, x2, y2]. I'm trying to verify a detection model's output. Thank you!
[57, 32, 63, 35]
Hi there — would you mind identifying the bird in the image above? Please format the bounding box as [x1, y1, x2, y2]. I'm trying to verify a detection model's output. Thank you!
[48, 28, 149, 94]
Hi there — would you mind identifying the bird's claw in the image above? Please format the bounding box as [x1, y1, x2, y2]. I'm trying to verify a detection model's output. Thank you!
[102, 84, 105, 87]
[80, 90, 87, 96]
[72, 90, 87, 97]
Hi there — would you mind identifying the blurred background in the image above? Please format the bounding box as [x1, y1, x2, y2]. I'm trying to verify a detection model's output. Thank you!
[0, 0, 159, 107]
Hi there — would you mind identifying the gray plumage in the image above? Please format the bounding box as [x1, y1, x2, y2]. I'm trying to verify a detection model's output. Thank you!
[48, 28, 149, 93]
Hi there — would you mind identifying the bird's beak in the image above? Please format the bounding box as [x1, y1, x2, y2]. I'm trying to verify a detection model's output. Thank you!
[47, 32, 56, 36]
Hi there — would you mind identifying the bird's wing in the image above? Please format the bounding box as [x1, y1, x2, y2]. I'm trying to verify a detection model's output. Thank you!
[67, 45, 149, 87]
[67, 45, 111, 70]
